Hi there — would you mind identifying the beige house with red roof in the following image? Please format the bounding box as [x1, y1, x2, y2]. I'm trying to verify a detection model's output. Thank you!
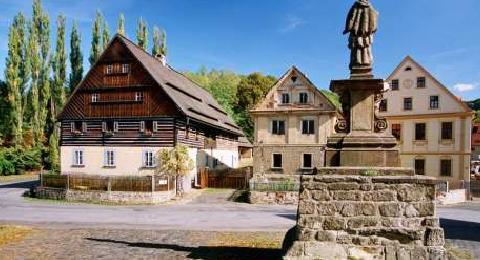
[379, 56, 474, 187]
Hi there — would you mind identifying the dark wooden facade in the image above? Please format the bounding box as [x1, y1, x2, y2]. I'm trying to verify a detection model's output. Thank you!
[59, 35, 241, 148]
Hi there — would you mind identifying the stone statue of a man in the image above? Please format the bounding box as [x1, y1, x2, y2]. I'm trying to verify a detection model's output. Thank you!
[344, 0, 378, 77]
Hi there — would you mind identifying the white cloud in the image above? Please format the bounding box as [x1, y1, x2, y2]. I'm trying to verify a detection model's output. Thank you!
[280, 15, 306, 33]
[453, 83, 476, 93]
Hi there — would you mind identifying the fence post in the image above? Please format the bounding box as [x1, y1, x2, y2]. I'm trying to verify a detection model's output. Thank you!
[151, 175, 155, 193]
[66, 174, 70, 190]
[107, 176, 112, 192]
[40, 173, 43, 187]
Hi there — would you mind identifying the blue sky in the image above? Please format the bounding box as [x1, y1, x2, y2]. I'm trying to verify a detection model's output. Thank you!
[0, 0, 479, 100]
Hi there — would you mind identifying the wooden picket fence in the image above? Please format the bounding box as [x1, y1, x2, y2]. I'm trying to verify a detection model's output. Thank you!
[471, 180, 480, 198]
[41, 174, 174, 192]
[198, 167, 252, 189]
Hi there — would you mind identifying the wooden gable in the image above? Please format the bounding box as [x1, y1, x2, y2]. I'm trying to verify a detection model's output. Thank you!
[59, 37, 180, 120]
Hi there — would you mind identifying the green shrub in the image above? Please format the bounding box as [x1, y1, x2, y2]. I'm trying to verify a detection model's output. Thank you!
[0, 146, 43, 176]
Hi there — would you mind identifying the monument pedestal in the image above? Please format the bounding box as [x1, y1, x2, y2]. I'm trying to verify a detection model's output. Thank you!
[325, 78, 400, 167]
[282, 168, 447, 260]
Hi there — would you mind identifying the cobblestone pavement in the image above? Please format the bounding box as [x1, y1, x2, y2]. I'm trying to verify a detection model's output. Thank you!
[0, 228, 285, 260]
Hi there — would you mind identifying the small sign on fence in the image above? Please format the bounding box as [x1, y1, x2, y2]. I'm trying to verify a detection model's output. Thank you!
[158, 179, 168, 185]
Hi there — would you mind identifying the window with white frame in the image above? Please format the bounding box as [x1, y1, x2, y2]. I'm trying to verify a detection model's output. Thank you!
[143, 150, 156, 167]
[135, 91, 144, 101]
[122, 63, 130, 74]
[272, 120, 285, 135]
[302, 154, 313, 169]
[272, 154, 283, 168]
[104, 150, 115, 167]
[113, 121, 119, 132]
[91, 93, 100, 103]
[299, 92, 308, 104]
[281, 93, 290, 104]
[73, 149, 84, 166]
[302, 120, 315, 135]
[106, 64, 113, 75]
[139, 121, 145, 132]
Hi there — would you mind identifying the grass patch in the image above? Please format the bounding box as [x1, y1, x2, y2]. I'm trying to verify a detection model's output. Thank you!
[209, 232, 284, 249]
[0, 174, 39, 184]
[0, 226, 32, 246]
[446, 244, 475, 260]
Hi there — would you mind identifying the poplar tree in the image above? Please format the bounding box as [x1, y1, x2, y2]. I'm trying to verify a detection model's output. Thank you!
[136, 17, 148, 50]
[48, 129, 60, 172]
[39, 12, 51, 141]
[27, 23, 41, 144]
[4, 13, 27, 145]
[102, 19, 110, 50]
[52, 14, 67, 109]
[117, 13, 125, 35]
[89, 10, 103, 66]
[153, 27, 167, 57]
[69, 22, 83, 92]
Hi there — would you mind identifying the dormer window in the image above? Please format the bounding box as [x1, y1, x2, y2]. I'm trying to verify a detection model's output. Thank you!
[135, 92, 144, 102]
[71, 121, 83, 133]
[281, 93, 290, 104]
[122, 63, 130, 74]
[106, 64, 113, 75]
[299, 92, 308, 104]
[91, 93, 100, 103]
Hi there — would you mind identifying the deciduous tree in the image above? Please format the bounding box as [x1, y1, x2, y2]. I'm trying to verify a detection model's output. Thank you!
[156, 145, 194, 197]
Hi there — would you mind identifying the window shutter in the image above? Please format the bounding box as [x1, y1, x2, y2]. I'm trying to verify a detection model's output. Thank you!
[113, 122, 119, 132]
[142, 150, 147, 167]
[279, 121, 285, 135]
[102, 122, 107, 133]
[72, 150, 76, 165]
[70, 122, 75, 132]
[153, 121, 158, 132]
[139, 121, 145, 133]
[82, 122, 87, 133]
[103, 150, 108, 166]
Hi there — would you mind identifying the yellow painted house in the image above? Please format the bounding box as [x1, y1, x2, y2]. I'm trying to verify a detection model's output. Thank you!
[380, 56, 474, 187]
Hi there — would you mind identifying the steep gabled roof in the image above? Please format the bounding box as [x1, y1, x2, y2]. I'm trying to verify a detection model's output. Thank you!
[60, 34, 243, 136]
[252, 65, 338, 112]
[387, 56, 472, 113]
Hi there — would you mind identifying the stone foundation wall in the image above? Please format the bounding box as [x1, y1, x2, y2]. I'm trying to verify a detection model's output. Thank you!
[284, 170, 446, 259]
[35, 187, 175, 204]
[253, 145, 325, 175]
[248, 174, 300, 205]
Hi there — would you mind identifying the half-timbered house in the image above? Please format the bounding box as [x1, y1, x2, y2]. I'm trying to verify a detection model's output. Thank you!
[58, 34, 245, 191]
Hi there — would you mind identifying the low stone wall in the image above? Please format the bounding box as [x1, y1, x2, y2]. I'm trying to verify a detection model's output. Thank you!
[35, 187, 66, 200]
[283, 169, 446, 259]
[35, 187, 175, 204]
[437, 189, 467, 205]
[249, 191, 299, 204]
[248, 174, 300, 205]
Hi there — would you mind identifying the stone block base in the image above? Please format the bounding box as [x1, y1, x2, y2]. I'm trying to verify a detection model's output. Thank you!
[282, 167, 446, 259]
[284, 241, 447, 260]
[325, 149, 400, 167]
